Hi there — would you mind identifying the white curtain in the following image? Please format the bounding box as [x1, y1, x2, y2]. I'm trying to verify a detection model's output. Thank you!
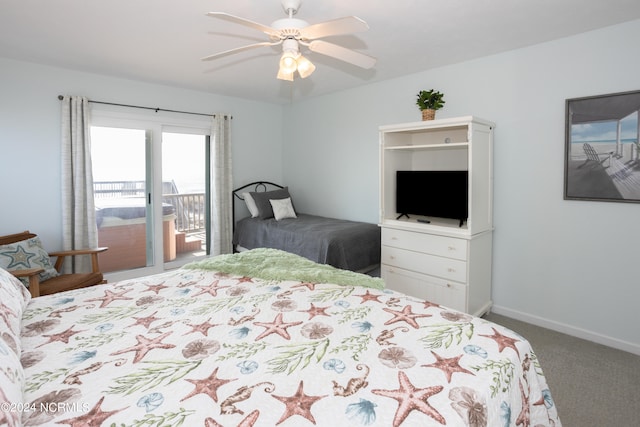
[210, 114, 233, 255]
[60, 96, 98, 273]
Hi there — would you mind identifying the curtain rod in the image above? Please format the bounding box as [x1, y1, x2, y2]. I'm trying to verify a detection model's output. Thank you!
[57, 95, 232, 119]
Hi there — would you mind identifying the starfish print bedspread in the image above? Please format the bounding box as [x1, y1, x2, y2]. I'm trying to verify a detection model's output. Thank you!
[18, 253, 561, 426]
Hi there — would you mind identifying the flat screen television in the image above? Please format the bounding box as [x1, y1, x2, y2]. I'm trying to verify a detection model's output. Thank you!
[396, 170, 468, 225]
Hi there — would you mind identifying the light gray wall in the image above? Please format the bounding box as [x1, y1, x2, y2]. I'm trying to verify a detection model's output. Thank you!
[283, 20, 640, 353]
[0, 57, 284, 250]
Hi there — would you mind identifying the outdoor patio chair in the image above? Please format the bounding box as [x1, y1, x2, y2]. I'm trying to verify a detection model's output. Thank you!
[0, 230, 107, 297]
[582, 143, 613, 168]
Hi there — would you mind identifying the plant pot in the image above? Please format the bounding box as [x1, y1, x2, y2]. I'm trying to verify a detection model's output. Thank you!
[421, 109, 436, 121]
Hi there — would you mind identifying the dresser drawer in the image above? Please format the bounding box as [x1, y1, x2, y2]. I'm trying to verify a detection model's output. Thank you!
[382, 245, 467, 283]
[381, 264, 466, 312]
[382, 227, 468, 260]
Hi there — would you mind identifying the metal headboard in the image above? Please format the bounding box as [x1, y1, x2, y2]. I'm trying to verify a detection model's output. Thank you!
[232, 181, 284, 232]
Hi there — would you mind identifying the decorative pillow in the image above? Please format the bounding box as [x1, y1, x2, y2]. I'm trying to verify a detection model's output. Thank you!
[270, 197, 297, 221]
[0, 237, 59, 284]
[250, 187, 293, 219]
[242, 192, 260, 218]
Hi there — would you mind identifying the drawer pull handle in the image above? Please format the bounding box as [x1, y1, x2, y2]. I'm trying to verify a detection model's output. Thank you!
[447, 268, 456, 273]
[448, 246, 456, 251]
[389, 256, 396, 260]
[391, 237, 398, 240]
[446, 283, 452, 288]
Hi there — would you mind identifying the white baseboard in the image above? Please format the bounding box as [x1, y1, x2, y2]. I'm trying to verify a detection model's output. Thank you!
[490, 305, 640, 356]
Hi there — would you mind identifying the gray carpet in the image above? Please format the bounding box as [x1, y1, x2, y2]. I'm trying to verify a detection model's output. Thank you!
[484, 313, 640, 426]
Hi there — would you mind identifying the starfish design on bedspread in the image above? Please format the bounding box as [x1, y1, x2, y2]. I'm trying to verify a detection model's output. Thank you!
[57, 396, 126, 427]
[192, 280, 230, 298]
[253, 313, 302, 341]
[86, 288, 133, 308]
[422, 351, 475, 383]
[292, 282, 316, 291]
[109, 331, 176, 363]
[183, 318, 220, 336]
[479, 327, 521, 357]
[144, 282, 168, 294]
[38, 326, 85, 347]
[372, 371, 445, 426]
[272, 380, 327, 425]
[181, 367, 236, 403]
[383, 305, 431, 329]
[422, 300, 441, 310]
[128, 311, 160, 329]
[300, 303, 331, 319]
[355, 289, 383, 304]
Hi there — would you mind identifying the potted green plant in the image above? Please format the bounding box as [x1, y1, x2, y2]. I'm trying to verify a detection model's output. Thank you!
[416, 89, 445, 120]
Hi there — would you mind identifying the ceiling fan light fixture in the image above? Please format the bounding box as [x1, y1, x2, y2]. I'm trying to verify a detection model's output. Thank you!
[279, 50, 298, 74]
[276, 68, 294, 81]
[296, 54, 315, 78]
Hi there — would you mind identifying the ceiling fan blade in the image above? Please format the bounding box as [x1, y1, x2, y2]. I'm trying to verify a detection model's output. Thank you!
[300, 16, 369, 40]
[201, 41, 281, 61]
[206, 12, 279, 38]
[307, 40, 376, 69]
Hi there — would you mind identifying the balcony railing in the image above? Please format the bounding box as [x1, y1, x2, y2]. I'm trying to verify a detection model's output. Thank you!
[162, 193, 206, 233]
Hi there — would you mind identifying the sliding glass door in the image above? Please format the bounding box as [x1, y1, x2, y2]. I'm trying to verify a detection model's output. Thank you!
[90, 109, 212, 280]
[91, 126, 152, 273]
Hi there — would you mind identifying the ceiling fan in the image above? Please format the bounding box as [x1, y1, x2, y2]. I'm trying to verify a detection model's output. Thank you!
[202, 0, 376, 81]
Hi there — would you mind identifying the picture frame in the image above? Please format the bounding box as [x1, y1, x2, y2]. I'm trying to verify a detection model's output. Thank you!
[564, 90, 640, 203]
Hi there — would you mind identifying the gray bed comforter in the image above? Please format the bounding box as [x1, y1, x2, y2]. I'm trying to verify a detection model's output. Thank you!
[232, 213, 381, 272]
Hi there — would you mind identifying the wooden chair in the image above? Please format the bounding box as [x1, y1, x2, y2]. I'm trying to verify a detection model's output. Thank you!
[582, 143, 613, 168]
[0, 231, 108, 297]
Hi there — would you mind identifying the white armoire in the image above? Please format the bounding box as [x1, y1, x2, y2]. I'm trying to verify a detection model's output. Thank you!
[379, 116, 494, 316]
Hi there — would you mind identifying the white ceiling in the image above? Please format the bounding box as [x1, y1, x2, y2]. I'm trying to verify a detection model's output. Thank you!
[2, 0, 640, 104]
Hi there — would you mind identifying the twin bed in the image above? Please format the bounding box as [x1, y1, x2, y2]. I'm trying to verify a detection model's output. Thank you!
[2, 248, 561, 426]
[232, 182, 381, 273]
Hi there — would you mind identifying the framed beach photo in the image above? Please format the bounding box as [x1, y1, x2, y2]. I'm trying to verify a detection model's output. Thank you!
[564, 90, 640, 203]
